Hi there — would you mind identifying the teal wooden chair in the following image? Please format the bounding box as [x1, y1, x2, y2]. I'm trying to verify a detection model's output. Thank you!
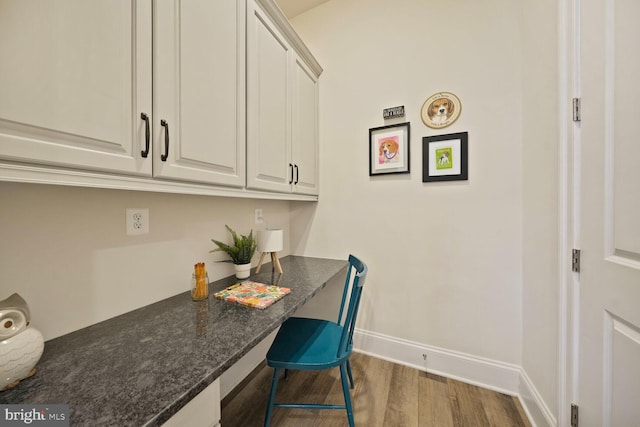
[263, 255, 368, 427]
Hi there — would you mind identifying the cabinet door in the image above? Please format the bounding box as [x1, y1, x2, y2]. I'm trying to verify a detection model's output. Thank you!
[153, 0, 245, 187]
[291, 56, 319, 195]
[246, 3, 293, 193]
[0, 0, 152, 176]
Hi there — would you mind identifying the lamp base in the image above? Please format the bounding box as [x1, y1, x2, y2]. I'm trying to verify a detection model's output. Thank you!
[256, 252, 283, 274]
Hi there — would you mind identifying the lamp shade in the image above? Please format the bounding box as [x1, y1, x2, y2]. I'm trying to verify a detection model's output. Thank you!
[257, 229, 283, 253]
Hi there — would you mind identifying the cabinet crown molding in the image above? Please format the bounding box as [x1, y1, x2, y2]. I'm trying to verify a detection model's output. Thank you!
[255, 0, 323, 77]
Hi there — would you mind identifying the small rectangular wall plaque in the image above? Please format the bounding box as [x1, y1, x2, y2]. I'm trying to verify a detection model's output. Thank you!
[383, 106, 405, 119]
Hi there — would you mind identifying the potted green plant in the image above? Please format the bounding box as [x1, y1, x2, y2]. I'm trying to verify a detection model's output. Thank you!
[210, 225, 257, 279]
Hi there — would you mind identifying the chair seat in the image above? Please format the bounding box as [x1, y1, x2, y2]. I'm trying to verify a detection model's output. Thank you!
[267, 317, 350, 370]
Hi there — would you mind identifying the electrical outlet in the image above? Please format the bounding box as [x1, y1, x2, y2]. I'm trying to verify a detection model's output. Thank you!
[255, 208, 263, 224]
[126, 208, 149, 235]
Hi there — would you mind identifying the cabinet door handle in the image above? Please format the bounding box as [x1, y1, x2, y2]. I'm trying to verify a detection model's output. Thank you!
[160, 119, 169, 161]
[294, 164, 299, 184]
[289, 163, 294, 184]
[140, 113, 150, 158]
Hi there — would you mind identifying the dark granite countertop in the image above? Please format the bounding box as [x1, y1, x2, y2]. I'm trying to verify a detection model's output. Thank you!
[0, 256, 348, 426]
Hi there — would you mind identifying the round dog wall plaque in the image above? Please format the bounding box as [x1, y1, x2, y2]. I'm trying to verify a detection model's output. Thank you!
[420, 92, 461, 129]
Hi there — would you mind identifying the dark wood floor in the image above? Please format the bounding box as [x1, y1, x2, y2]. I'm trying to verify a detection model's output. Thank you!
[221, 352, 532, 427]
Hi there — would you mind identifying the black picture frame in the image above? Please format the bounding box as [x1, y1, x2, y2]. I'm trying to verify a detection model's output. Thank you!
[422, 132, 468, 182]
[369, 122, 410, 176]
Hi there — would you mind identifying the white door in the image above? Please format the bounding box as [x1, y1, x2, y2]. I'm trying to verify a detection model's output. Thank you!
[577, 0, 640, 425]
[153, 0, 245, 186]
[0, 0, 152, 176]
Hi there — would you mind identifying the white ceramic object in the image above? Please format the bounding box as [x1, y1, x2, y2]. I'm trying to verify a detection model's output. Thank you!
[0, 293, 45, 390]
[234, 263, 251, 280]
[0, 327, 44, 390]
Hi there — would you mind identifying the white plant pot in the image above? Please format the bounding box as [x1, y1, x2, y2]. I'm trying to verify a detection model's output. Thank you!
[234, 263, 251, 280]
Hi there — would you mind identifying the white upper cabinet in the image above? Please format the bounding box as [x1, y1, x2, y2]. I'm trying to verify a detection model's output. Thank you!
[246, 4, 292, 193]
[0, 0, 318, 199]
[291, 56, 319, 195]
[246, 0, 322, 195]
[0, 1, 152, 176]
[153, 0, 245, 187]
[0, 0, 245, 187]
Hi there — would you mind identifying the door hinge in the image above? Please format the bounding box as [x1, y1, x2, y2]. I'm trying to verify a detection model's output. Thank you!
[572, 249, 581, 273]
[573, 98, 581, 122]
[571, 403, 579, 427]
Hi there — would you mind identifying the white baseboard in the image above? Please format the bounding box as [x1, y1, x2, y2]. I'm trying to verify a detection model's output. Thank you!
[353, 328, 555, 427]
[518, 369, 557, 427]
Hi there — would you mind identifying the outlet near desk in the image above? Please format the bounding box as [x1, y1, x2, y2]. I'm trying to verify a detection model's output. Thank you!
[126, 208, 149, 235]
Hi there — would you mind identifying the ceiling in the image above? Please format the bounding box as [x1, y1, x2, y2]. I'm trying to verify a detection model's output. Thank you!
[275, 0, 331, 18]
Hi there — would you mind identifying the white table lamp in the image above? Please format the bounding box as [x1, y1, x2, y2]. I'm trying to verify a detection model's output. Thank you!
[256, 229, 284, 274]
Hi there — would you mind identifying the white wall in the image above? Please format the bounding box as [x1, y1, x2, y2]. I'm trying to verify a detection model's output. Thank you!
[289, 0, 562, 423]
[0, 182, 291, 340]
[521, 0, 560, 422]
[289, 0, 524, 365]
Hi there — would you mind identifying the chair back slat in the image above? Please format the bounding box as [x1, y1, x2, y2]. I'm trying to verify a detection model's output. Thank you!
[336, 255, 368, 359]
[337, 260, 354, 325]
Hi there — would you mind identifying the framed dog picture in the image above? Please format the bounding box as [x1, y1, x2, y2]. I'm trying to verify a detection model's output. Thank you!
[369, 122, 410, 176]
[422, 132, 468, 182]
[420, 92, 461, 129]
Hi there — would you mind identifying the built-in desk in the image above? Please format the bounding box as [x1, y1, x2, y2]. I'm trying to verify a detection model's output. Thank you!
[1, 256, 348, 426]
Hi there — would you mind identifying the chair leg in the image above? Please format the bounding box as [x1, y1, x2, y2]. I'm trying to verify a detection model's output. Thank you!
[264, 367, 281, 427]
[346, 359, 354, 389]
[339, 363, 355, 427]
